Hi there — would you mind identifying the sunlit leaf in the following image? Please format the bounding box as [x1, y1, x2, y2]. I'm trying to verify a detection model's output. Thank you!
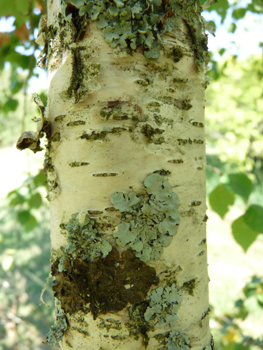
[28, 192, 42, 209]
[209, 184, 235, 218]
[228, 23, 237, 33]
[17, 210, 31, 225]
[223, 173, 253, 202]
[24, 214, 38, 232]
[33, 172, 47, 187]
[232, 8, 247, 19]
[232, 216, 258, 252]
[3, 98, 19, 112]
[9, 193, 26, 206]
[243, 205, 263, 232]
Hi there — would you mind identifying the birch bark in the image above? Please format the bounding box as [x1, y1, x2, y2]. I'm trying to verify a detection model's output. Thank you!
[37, 0, 211, 348]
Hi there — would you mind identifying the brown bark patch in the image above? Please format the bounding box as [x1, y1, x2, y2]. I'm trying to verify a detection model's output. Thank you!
[52, 249, 159, 319]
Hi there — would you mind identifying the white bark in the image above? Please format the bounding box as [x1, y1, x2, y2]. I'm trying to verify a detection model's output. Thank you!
[41, 0, 211, 349]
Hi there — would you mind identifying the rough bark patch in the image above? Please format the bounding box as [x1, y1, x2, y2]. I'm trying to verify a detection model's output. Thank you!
[52, 248, 159, 319]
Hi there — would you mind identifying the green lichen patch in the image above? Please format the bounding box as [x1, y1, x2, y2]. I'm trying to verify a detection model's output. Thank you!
[60, 212, 112, 261]
[144, 283, 182, 329]
[155, 330, 191, 350]
[69, 161, 90, 167]
[182, 278, 196, 296]
[60, 0, 208, 68]
[111, 173, 180, 262]
[44, 299, 68, 345]
[51, 248, 158, 319]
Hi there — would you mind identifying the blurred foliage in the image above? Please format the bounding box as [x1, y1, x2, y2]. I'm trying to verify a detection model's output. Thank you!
[211, 276, 263, 350]
[0, 172, 56, 350]
[206, 55, 263, 251]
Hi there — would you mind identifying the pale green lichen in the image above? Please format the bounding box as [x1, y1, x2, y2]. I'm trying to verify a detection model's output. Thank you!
[60, 212, 112, 261]
[61, 0, 208, 66]
[155, 330, 191, 350]
[111, 173, 180, 262]
[144, 283, 182, 329]
[44, 299, 68, 345]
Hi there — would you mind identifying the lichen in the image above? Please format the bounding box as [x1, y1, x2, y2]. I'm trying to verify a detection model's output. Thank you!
[44, 299, 68, 345]
[111, 173, 180, 262]
[60, 211, 112, 261]
[51, 248, 158, 319]
[144, 283, 182, 329]
[60, 0, 208, 67]
[155, 330, 191, 350]
[127, 302, 151, 347]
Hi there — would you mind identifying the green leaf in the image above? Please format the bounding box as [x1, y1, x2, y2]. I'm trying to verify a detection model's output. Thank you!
[231, 216, 258, 252]
[28, 192, 42, 209]
[243, 205, 263, 232]
[10, 81, 24, 94]
[33, 172, 47, 187]
[207, 0, 229, 23]
[209, 184, 235, 218]
[24, 214, 38, 232]
[232, 8, 247, 20]
[219, 48, 226, 56]
[228, 23, 237, 33]
[257, 294, 263, 307]
[223, 173, 253, 202]
[9, 193, 26, 206]
[17, 210, 37, 231]
[3, 98, 19, 113]
[17, 210, 31, 225]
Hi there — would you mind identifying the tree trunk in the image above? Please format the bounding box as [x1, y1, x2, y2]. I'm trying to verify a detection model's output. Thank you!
[34, 0, 211, 348]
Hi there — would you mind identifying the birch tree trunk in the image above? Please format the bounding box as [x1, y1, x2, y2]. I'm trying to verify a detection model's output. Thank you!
[22, 0, 212, 348]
